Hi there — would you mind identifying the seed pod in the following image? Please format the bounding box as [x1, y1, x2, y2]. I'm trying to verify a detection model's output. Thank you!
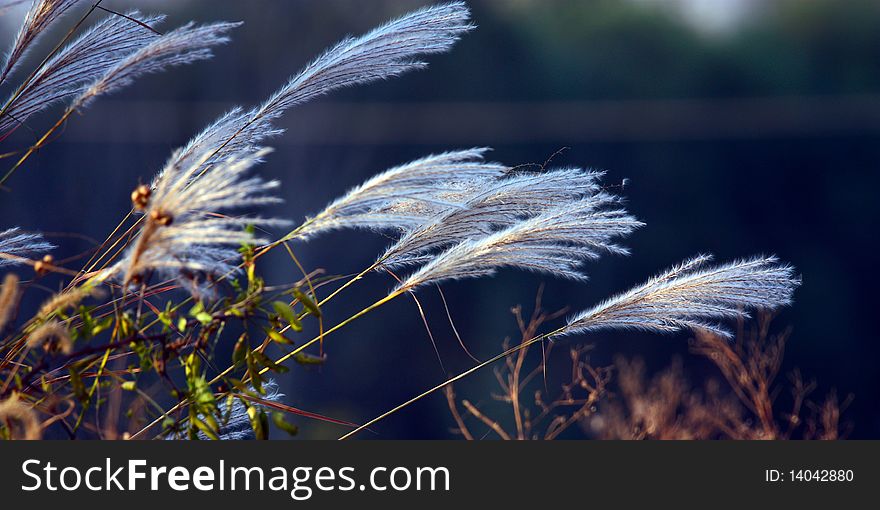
[131, 184, 152, 210]
[33, 254, 53, 275]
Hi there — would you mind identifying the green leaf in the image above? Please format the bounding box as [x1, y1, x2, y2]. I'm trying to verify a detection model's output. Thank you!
[264, 327, 292, 345]
[130, 340, 153, 371]
[121, 381, 137, 391]
[293, 288, 321, 318]
[189, 302, 205, 316]
[68, 367, 87, 401]
[272, 301, 302, 332]
[247, 406, 269, 440]
[227, 379, 261, 399]
[192, 416, 219, 440]
[194, 312, 213, 325]
[119, 313, 133, 337]
[232, 334, 248, 366]
[245, 350, 265, 394]
[158, 311, 173, 329]
[91, 316, 114, 337]
[252, 350, 289, 374]
[272, 412, 299, 436]
[294, 352, 327, 366]
[190, 377, 216, 410]
[184, 352, 201, 379]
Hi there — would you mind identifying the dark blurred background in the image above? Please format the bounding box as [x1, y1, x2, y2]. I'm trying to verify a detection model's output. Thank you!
[1, 0, 878, 438]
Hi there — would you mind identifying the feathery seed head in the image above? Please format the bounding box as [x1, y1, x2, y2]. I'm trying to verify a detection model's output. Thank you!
[298, 148, 508, 239]
[38, 283, 104, 318]
[1, 0, 82, 84]
[0, 227, 54, 268]
[165, 2, 472, 180]
[0, 273, 20, 331]
[116, 147, 288, 293]
[71, 20, 239, 111]
[380, 167, 610, 269]
[397, 198, 643, 292]
[27, 320, 72, 354]
[0, 11, 165, 133]
[0, 393, 40, 439]
[560, 255, 801, 339]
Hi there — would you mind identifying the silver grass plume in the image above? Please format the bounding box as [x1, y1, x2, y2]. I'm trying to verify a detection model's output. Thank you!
[0, 227, 54, 267]
[165, 2, 473, 177]
[397, 199, 642, 292]
[380, 168, 608, 269]
[1, 0, 82, 83]
[0, 11, 164, 132]
[69, 20, 239, 111]
[113, 147, 288, 291]
[561, 255, 800, 339]
[297, 148, 508, 239]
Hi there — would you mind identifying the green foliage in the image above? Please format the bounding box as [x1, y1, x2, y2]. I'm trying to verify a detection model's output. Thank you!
[272, 412, 299, 437]
[272, 301, 302, 332]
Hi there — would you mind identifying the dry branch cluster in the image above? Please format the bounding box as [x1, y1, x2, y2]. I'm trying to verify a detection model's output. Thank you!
[449, 307, 846, 440]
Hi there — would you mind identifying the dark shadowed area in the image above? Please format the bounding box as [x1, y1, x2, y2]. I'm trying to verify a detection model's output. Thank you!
[1, 0, 877, 438]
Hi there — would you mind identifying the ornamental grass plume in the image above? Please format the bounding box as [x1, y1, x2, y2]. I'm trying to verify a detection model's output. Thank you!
[562, 255, 800, 338]
[297, 148, 508, 239]
[163, 2, 472, 178]
[0, 11, 165, 132]
[1, 0, 82, 83]
[69, 20, 240, 111]
[379, 169, 612, 269]
[396, 199, 642, 292]
[0, 227, 53, 267]
[114, 147, 288, 290]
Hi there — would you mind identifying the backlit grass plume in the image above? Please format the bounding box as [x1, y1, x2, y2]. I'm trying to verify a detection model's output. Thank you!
[561, 255, 800, 338]
[166, 1, 472, 177]
[0, 227, 54, 267]
[297, 148, 508, 239]
[380, 168, 609, 269]
[114, 147, 288, 290]
[397, 199, 643, 291]
[1, 0, 82, 84]
[0, 11, 164, 132]
[69, 20, 239, 111]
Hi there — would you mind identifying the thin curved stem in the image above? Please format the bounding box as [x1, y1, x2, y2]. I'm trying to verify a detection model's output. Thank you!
[338, 326, 566, 440]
